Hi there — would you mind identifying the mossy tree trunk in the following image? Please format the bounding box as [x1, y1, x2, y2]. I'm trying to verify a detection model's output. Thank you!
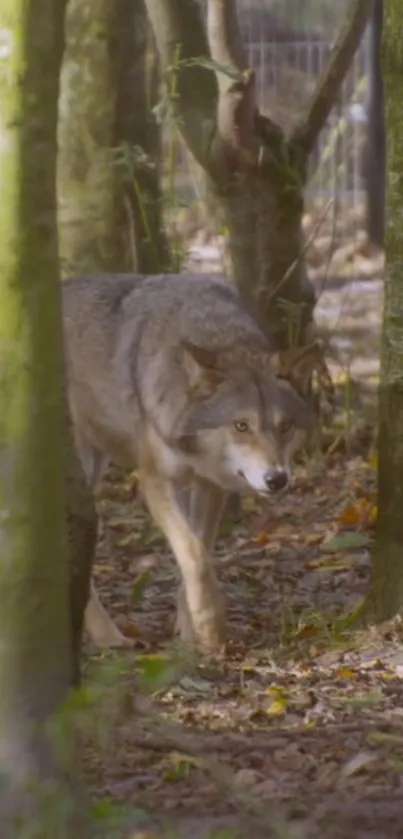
[365, 0, 385, 249]
[360, 0, 403, 622]
[114, 0, 171, 273]
[57, 0, 120, 276]
[144, 0, 372, 348]
[58, 0, 170, 277]
[65, 419, 97, 688]
[0, 0, 95, 833]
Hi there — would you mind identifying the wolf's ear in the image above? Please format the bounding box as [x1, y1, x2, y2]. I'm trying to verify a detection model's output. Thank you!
[182, 341, 223, 393]
[271, 340, 325, 396]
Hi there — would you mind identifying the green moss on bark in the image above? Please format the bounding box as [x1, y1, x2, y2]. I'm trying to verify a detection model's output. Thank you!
[0, 0, 70, 739]
[0, 0, 94, 831]
[114, 0, 171, 273]
[361, 0, 403, 623]
[57, 0, 119, 276]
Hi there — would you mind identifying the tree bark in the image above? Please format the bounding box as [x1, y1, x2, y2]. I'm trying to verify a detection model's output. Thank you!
[0, 0, 95, 831]
[144, 0, 372, 348]
[65, 414, 97, 688]
[57, 0, 120, 276]
[360, 0, 403, 623]
[365, 0, 385, 249]
[58, 0, 170, 277]
[114, 0, 171, 273]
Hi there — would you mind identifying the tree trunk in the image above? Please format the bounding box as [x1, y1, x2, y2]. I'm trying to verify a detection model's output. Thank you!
[65, 413, 98, 688]
[365, 0, 385, 249]
[57, 0, 120, 276]
[213, 135, 312, 348]
[58, 0, 170, 277]
[144, 0, 372, 348]
[360, 0, 403, 623]
[0, 0, 95, 831]
[114, 0, 171, 273]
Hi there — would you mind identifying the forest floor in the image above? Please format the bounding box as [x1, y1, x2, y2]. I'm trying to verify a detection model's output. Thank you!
[79, 234, 403, 839]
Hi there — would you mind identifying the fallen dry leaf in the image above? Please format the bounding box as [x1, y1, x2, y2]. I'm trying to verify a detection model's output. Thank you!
[82, 388, 403, 839]
[293, 624, 321, 640]
[307, 557, 356, 571]
[339, 498, 377, 528]
[335, 667, 357, 680]
[266, 699, 288, 717]
[254, 532, 270, 546]
[341, 751, 377, 777]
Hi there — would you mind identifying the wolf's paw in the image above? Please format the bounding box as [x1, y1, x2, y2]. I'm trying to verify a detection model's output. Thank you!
[85, 584, 134, 650]
[85, 614, 133, 649]
[89, 628, 133, 649]
[175, 585, 226, 654]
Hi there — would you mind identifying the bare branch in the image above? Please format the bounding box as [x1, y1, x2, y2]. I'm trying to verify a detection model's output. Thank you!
[215, 72, 258, 168]
[144, 0, 283, 175]
[291, 0, 372, 153]
[207, 0, 259, 169]
[206, 0, 247, 80]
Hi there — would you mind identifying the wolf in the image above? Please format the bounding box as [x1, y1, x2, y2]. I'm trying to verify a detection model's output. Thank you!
[62, 272, 325, 654]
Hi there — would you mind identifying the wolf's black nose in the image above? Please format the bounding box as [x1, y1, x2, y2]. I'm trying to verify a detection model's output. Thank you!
[264, 469, 289, 492]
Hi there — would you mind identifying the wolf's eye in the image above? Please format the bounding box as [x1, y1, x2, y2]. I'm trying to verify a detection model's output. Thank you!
[278, 418, 293, 435]
[234, 420, 249, 433]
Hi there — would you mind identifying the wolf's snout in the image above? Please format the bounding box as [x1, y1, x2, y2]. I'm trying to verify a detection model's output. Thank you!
[264, 469, 289, 493]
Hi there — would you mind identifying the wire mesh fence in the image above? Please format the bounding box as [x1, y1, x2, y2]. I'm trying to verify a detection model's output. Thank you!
[235, 1, 370, 202]
[162, 1, 370, 232]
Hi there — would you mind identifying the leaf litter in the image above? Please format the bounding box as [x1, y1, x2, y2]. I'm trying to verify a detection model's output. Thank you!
[81, 442, 403, 839]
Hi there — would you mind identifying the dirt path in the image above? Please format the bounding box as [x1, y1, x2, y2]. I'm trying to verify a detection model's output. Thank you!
[82, 449, 403, 839]
[80, 246, 403, 839]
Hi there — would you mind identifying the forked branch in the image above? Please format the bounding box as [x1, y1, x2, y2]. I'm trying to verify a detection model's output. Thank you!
[291, 0, 373, 153]
[207, 0, 259, 168]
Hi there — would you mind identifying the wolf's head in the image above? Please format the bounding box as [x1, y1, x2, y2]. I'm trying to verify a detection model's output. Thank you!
[175, 340, 329, 495]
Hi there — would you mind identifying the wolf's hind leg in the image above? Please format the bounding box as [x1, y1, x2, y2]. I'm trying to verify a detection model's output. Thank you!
[85, 580, 132, 648]
[74, 437, 131, 648]
[73, 432, 108, 489]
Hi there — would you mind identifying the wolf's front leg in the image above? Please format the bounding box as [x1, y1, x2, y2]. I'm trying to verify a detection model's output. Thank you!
[140, 465, 226, 653]
[175, 477, 228, 647]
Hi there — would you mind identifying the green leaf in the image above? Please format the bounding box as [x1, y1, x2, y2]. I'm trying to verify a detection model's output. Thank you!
[138, 653, 178, 690]
[343, 691, 384, 707]
[131, 570, 152, 604]
[323, 532, 369, 552]
[179, 55, 243, 81]
[144, 526, 164, 546]
[179, 675, 213, 694]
